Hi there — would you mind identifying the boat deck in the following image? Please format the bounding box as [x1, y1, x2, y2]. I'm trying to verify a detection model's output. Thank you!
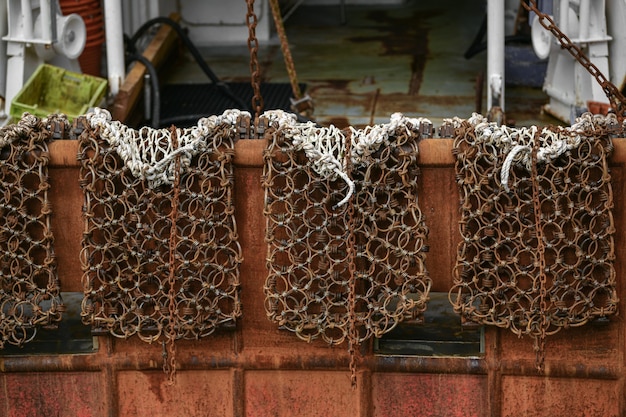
[163, 0, 560, 129]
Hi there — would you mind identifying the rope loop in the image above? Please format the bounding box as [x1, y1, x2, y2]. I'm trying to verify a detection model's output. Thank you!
[85, 108, 250, 188]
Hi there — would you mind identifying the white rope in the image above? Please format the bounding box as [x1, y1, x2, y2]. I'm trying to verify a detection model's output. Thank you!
[86, 108, 249, 188]
[264, 110, 354, 206]
[0, 113, 40, 149]
[463, 112, 615, 192]
[349, 112, 431, 166]
[264, 110, 430, 207]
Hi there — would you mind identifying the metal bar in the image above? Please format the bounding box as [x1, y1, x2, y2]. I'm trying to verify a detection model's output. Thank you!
[103, 0, 125, 95]
[47, 136, 626, 169]
[487, 0, 505, 111]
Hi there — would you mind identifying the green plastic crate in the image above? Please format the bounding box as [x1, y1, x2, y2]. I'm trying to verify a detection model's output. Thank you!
[10, 64, 108, 121]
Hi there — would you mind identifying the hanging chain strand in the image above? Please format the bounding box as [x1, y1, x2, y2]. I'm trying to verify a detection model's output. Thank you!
[522, 0, 626, 118]
[530, 130, 548, 372]
[164, 126, 180, 384]
[267, 0, 313, 116]
[345, 132, 359, 388]
[246, 0, 264, 121]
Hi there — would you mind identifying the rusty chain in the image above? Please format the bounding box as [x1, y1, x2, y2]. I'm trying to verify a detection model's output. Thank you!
[0, 113, 65, 349]
[246, 0, 264, 121]
[262, 112, 431, 349]
[450, 113, 620, 366]
[529, 131, 548, 372]
[522, 0, 626, 118]
[267, 0, 313, 116]
[78, 112, 243, 371]
[163, 126, 180, 383]
[345, 133, 358, 388]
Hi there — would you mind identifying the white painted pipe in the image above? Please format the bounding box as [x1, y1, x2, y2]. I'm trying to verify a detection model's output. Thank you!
[21, 0, 32, 39]
[148, 0, 160, 20]
[40, 0, 53, 42]
[0, 0, 8, 101]
[579, 0, 590, 41]
[559, 0, 569, 35]
[487, 0, 505, 111]
[104, 0, 125, 96]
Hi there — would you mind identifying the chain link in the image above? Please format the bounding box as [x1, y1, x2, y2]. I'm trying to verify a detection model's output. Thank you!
[522, 0, 626, 118]
[246, 0, 264, 120]
[345, 133, 358, 388]
[529, 130, 548, 372]
[163, 126, 180, 383]
[267, 0, 313, 116]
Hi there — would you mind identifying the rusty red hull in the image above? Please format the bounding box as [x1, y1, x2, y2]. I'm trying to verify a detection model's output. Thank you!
[1, 139, 625, 417]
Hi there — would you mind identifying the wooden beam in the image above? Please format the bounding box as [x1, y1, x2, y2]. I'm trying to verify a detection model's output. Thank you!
[111, 13, 181, 123]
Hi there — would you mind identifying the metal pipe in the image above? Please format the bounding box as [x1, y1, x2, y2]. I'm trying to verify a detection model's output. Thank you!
[20, 0, 32, 39]
[559, 0, 569, 35]
[0, 0, 8, 103]
[103, 0, 125, 96]
[40, 0, 53, 42]
[487, 0, 505, 111]
[579, 0, 590, 41]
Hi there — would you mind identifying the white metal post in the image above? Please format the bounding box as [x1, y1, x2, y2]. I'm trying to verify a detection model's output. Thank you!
[104, 0, 125, 96]
[487, 0, 505, 112]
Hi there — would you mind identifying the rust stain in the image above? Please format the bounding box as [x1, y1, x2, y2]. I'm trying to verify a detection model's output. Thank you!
[347, 9, 438, 96]
[326, 117, 351, 129]
[144, 371, 165, 403]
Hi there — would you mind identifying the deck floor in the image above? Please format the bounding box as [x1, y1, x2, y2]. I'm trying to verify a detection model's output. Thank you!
[164, 0, 561, 128]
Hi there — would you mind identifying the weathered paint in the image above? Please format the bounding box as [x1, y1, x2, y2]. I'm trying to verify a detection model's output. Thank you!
[372, 374, 488, 417]
[245, 371, 359, 417]
[500, 377, 620, 417]
[117, 371, 234, 417]
[1, 373, 106, 417]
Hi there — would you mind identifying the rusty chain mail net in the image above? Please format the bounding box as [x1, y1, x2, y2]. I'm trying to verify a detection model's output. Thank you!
[262, 111, 431, 346]
[449, 112, 620, 368]
[77, 111, 243, 344]
[0, 113, 65, 349]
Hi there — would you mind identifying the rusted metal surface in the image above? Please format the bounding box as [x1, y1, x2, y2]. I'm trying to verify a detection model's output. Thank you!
[245, 370, 359, 417]
[1, 372, 107, 417]
[1, 135, 626, 416]
[117, 370, 235, 417]
[372, 373, 488, 417]
[501, 376, 620, 417]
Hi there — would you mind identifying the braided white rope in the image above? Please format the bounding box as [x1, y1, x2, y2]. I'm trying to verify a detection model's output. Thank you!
[264, 110, 353, 207]
[264, 110, 431, 207]
[0, 113, 41, 149]
[349, 112, 431, 166]
[464, 112, 620, 192]
[86, 108, 249, 188]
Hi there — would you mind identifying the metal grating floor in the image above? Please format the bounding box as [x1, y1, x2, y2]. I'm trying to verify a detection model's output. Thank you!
[159, 82, 306, 127]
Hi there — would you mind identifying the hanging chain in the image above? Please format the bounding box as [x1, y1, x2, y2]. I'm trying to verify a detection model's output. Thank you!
[267, 0, 313, 116]
[246, 0, 264, 121]
[530, 130, 548, 372]
[164, 126, 180, 384]
[522, 0, 626, 118]
[344, 132, 358, 388]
